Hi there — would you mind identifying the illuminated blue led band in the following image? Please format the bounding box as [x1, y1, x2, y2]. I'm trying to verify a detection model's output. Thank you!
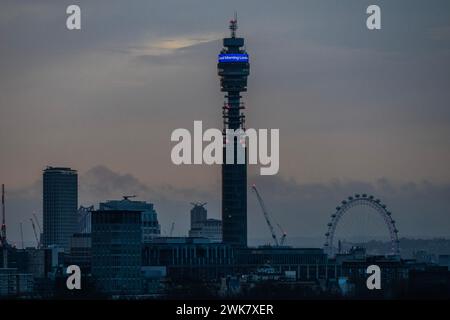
[218, 53, 249, 63]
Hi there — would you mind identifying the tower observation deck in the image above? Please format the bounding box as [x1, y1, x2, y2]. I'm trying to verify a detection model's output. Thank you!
[217, 16, 250, 247]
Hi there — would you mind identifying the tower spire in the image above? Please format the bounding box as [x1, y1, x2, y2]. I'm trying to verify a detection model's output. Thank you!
[229, 12, 238, 38]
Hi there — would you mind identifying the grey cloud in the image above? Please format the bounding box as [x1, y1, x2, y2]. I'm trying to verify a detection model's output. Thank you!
[80, 165, 153, 204]
[4, 165, 450, 248]
[1, 1, 449, 246]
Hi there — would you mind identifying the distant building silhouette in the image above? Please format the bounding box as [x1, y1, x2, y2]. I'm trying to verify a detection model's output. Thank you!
[142, 237, 233, 281]
[188, 203, 222, 242]
[142, 239, 329, 283]
[42, 167, 78, 251]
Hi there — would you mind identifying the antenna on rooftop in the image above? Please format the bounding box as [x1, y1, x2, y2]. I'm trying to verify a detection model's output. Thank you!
[229, 11, 238, 38]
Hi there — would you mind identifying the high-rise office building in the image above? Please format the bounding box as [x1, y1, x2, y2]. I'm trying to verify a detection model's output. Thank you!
[218, 17, 250, 247]
[91, 210, 142, 295]
[42, 167, 78, 251]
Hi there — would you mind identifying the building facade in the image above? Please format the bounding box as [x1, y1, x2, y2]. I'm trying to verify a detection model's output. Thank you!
[142, 237, 234, 280]
[77, 205, 93, 234]
[0, 268, 33, 297]
[143, 238, 330, 282]
[67, 233, 91, 274]
[99, 197, 160, 243]
[91, 210, 142, 295]
[235, 247, 329, 281]
[188, 203, 222, 242]
[42, 167, 78, 251]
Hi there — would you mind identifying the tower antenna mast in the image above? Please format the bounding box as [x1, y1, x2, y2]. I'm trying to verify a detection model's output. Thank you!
[230, 11, 238, 38]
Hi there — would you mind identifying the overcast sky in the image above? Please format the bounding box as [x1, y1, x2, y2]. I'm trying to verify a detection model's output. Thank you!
[1, 0, 449, 247]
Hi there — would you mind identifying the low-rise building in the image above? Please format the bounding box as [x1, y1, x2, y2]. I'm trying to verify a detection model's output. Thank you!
[0, 268, 34, 297]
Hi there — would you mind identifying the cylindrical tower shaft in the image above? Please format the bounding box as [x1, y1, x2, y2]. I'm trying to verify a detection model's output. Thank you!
[217, 17, 250, 247]
[1, 184, 5, 244]
[1, 184, 7, 268]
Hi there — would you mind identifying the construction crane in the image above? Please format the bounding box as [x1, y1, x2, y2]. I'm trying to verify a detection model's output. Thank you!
[32, 213, 42, 234]
[31, 214, 42, 247]
[251, 184, 287, 247]
[169, 222, 175, 237]
[277, 223, 287, 246]
[190, 202, 207, 208]
[30, 218, 40, 248]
